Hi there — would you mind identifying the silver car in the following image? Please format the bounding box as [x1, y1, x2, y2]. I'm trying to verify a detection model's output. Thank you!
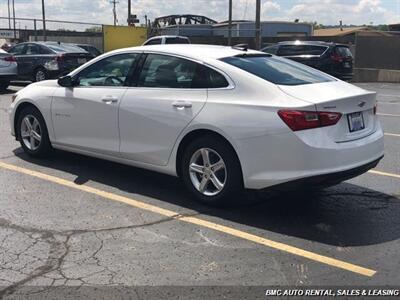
[0, 49, 17, 91]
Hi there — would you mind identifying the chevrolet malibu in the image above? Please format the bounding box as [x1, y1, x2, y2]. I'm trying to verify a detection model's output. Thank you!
[8, 44, 384, 206]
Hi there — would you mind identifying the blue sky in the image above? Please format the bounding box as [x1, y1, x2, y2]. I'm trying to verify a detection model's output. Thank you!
[0, 0, 399, 29]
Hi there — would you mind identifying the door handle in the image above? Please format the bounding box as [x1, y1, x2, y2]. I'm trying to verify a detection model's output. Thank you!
[101, 96, 118, 104]
[172, 101, 192, 109]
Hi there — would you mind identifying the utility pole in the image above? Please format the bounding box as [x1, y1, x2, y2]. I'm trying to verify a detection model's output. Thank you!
[228, 0, 232, 46]
[8, 0, 11, 29]
[110, 0, 118, 26]
[255, 0, 261, 50]
[128, 0, 131, 25]
[42, 0, 47, 41]
[12, 0, 16, 40]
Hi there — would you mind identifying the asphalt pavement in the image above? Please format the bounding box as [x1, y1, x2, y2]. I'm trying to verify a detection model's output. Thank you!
[0, 82, 399, 299]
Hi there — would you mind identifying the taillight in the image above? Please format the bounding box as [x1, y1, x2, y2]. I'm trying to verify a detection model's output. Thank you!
[330, 53, 343, 63]
[56, 54, 65, 62]
[278, 110, 342, 131]
[3, 55, 16, 62]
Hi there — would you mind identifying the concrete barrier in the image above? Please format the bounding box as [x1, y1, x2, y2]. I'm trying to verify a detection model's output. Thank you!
[353, 68, 400, 83]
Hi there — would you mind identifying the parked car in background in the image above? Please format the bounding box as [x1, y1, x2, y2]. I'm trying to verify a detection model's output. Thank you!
[8, 42, 93, 82]
[0, 49, 17, 91]
[73, 44, 102, 58]
[143, 35, 191, 46]
[262, 41, 354, 80]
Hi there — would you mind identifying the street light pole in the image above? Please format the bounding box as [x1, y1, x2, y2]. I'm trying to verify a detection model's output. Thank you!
[42, 0, 47, 41]
[255, 0, 261, 50]
[228, 0, 232, 46]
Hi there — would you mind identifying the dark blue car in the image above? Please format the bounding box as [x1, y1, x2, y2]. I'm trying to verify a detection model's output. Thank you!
[8, 42, 93, 82]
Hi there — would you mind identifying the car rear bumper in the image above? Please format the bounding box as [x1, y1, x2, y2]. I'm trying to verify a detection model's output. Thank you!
[262, 155, 383, 192]
[239, 123, 384, 190]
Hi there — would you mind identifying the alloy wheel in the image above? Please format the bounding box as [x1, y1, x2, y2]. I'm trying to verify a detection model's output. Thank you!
[35, 70, 46, 82]
[20, 115, 42, 151]
[189, 148, 227, 196]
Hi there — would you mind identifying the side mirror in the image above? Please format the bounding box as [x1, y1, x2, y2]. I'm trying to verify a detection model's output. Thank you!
[57, 75, 76, 87]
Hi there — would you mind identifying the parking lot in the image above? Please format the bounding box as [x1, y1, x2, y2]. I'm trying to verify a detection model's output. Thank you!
[0, 82, 399, 297]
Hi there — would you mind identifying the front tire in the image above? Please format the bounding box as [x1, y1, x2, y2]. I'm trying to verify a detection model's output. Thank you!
[17, 106, 51, 157]
[181, 136, 243, 206]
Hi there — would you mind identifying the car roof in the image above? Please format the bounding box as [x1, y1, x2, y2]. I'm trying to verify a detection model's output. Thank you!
[147, 35, 189, 40]
[275, 41, 348, 47]
[113, 44, 262, 61]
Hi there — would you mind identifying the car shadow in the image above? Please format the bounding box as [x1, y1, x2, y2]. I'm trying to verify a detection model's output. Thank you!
[13, 148, 400, 247]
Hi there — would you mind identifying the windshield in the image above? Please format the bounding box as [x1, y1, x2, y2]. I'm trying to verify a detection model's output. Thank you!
[220, 55, 334, 86]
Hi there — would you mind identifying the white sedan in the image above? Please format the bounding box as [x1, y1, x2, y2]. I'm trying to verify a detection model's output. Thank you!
[8, 44, 384, 206]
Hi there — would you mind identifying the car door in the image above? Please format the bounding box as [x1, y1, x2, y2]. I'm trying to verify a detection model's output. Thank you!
[119, 53, 208, 166]
[51, 53, 139, 156]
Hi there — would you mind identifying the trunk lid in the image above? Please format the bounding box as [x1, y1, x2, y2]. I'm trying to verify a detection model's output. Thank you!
[278, 81, 377, 142]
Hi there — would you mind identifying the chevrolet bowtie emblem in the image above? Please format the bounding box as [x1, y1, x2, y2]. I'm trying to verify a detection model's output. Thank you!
[358, 101, 366, 108]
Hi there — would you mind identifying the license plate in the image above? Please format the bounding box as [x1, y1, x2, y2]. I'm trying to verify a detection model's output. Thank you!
[78, 58, 87, 64]
[344, 62, 351, 68]
[347, 112, 365, 132]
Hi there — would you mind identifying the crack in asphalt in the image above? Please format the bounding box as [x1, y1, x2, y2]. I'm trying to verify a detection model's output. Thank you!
[0, 212, 200, 297]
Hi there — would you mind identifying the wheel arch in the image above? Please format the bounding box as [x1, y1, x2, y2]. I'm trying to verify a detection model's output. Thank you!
[175, 128, 243, 180]
[14, 102, 43, 140]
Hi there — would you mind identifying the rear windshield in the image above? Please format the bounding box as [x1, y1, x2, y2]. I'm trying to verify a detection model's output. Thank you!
[220, 55, 334, 86]
[279, 45, 328, 56]
[46, 44, 87, 53]
[335, 46, 353, 57]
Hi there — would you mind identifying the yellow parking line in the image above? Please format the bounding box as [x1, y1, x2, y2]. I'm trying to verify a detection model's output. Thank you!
[0, 161, 376, 277]
[384, 133, 400, 138]
[378, 113, 400, 117]
[368, 170, 400, 179]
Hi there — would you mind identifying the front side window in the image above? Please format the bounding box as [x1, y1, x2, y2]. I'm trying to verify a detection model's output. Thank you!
[137, 54, 229, 89]
[9, 44, 26, 55]
[77, 53, 138, 87]
[221, 54, 334, 86]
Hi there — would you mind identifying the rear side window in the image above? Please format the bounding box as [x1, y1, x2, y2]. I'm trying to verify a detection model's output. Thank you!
[335, 46, 353, 58]
[221, 55, 334, 86]
[278, 45, 327, 56]
[165, 37, 190, 44]
[262, 45, 279, 55]
[137, 54, 228, 89]
[39, 46, 53, 54]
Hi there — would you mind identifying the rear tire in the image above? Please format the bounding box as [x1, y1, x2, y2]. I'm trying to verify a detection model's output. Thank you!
[33, 67, 48, 82]
[17, 106, 51, 158]
[181, 135, 243, 207]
